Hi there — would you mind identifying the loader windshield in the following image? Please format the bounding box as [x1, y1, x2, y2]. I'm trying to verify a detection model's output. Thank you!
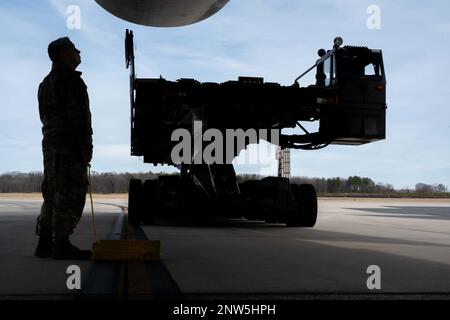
[323, 55, 336, 87]
[338, 48, 384, 80]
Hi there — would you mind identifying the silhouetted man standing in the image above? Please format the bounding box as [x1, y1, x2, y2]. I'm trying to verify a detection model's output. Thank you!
[35, 37, 93, 260]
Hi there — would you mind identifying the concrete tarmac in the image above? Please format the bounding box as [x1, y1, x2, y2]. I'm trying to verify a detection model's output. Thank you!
[143, 198, 450, 296]
[0, 196, 125, 299]
[0, 195, 449, 298]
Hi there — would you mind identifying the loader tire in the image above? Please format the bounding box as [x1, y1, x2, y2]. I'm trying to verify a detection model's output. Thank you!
[288, 184, 318, 227]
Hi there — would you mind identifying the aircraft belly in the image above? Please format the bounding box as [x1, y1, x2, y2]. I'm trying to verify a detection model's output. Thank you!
[95, 0, 230, 27]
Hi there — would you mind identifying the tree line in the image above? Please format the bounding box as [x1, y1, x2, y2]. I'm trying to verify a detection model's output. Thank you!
[292, 177, 448, 195]
[0, 172, 157, 194]
[238, 175, 395, 194]
[0, 171, 448, 195]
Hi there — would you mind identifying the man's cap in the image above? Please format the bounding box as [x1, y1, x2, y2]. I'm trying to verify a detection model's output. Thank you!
[48, 37, 80, 62]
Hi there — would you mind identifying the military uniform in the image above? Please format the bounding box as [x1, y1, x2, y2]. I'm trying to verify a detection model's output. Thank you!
[36, 66, 93, 239]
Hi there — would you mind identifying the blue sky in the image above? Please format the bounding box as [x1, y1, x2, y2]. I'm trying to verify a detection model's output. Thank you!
[0, 0, 449, 189]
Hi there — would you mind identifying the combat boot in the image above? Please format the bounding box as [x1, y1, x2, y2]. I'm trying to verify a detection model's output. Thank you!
[52, 237, 92, 260]
[34, 235, 53, 258]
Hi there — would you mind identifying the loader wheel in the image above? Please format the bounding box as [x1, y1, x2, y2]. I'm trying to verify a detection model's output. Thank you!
[128, 179, 144, 226]
[142, 180, 159, 225]
[288, 184, 318, 227]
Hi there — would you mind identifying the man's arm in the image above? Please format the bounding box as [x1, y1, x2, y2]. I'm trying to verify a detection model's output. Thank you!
[61, 76, 93, 164]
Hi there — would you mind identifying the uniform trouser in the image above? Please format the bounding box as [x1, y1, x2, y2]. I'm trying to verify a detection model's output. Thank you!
[36, 148, 88, 238]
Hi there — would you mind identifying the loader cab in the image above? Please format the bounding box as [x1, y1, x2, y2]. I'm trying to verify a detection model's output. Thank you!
[312, 39, 387, 145]
[316, 45, 386, 104]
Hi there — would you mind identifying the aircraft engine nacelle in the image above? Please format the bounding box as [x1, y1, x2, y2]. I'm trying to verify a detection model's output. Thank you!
[95, 0, 230, 27]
